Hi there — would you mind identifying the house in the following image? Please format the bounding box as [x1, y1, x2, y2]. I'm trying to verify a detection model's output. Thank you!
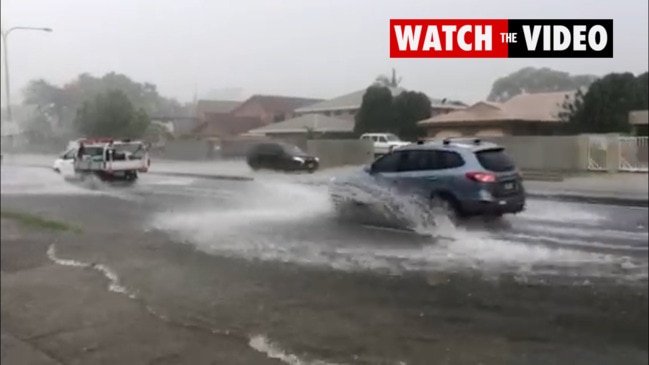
[150, 116, 201, 137]
[629, 110, 648, 136]
[192, 114, 265, 139]
[230, 95, 324, 125]
[247, 114, 354, 146]
[195, 100, 243, 120]
[417, 91, 577, 138]
[293, 87, 466, 122]
[191, 95, 320, 139]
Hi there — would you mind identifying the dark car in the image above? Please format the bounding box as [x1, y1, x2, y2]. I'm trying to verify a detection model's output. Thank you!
[330, 137, 526, 221]
[246, 142, 320, 173]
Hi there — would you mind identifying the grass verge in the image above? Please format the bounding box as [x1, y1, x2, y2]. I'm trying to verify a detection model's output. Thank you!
[1, 210, 81, 233]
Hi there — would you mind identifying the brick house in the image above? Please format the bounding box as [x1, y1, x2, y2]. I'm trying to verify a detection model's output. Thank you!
[418, 91, 577, 138]
[230, 95, 324, 125]
[192, 95, 321, 139]
[195, 100, 242, 120]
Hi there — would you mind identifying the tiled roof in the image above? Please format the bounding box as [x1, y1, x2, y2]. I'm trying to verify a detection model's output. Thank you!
[248, 114, 353, 134]
[233, 95, 324, 115]
[295, 87, 466, 113]
[294, 87, 406, 113]
[195, 100, 242, 115]
[194, 113, 265, 138]
[418, 91, 576, 125]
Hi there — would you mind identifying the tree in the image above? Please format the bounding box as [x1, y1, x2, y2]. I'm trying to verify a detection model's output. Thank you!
[354, 86, 431, 140]
[22, 72, 188, 138]
[374, 68, 403, 88]
[354, 85, 395, 135]
[74, 90, 150, 138]
[487, 67, 597, 102]
[23, 79, 74, 128]
[561, 72, 648, 134]
[143, 122, 174, 146]
[392, 91, 431, 140]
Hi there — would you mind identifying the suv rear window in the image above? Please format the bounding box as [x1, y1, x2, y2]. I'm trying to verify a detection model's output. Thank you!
[475, 149, 516, 172]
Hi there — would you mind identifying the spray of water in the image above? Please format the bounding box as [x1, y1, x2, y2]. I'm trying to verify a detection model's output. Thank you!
[150, 174, 642, 281]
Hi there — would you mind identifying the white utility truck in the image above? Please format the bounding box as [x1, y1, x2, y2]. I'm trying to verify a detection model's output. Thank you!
[53, 138, 150, 183]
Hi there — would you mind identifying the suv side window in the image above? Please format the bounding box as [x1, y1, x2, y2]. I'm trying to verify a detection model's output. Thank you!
[372, 152, 403, 173]
[398, 149, 464, 171]
[437, 150, 465, 169]
[399, 150, 432, 171]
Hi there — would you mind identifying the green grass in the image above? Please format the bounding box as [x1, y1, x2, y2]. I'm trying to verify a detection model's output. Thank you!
[1, 210, 81, 233]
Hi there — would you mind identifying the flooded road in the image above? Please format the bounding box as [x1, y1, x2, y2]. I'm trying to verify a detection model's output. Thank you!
[2, 165, 647, 364]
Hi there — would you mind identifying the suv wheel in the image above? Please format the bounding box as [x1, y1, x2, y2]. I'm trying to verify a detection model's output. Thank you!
[431, 194, 462, 223]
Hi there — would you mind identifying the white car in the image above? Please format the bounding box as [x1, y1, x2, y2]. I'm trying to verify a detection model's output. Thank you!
[360, 133, 411, 155]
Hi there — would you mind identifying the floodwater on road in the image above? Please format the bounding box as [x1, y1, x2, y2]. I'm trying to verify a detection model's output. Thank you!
[2, 164, 648, 365]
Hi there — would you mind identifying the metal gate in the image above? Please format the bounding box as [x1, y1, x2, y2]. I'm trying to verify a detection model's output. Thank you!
[587, 135, 608, 171]
[619, 136, 649, 172]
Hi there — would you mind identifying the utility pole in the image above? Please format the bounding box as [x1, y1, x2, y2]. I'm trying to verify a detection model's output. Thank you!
[1, 26, 52, 149]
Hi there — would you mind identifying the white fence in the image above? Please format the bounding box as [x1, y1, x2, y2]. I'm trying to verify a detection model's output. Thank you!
[619, 136, 648, 172]
[587, 135, 608, 171]
[587, 135, 648, 172]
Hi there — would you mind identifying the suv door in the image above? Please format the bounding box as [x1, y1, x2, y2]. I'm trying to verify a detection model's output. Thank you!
[397, 149, 465, 197]
[369, 151, 405, 188]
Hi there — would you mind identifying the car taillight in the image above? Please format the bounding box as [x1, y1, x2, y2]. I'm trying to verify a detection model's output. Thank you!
[465, 171, 496, 183]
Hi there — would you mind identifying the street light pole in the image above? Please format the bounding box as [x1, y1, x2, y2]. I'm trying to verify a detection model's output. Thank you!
[1, 26, 52, 130]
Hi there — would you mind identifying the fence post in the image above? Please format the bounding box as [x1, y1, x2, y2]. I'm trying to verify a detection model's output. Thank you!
[605, 133, 620, 173]
[576, 134, 590, 172]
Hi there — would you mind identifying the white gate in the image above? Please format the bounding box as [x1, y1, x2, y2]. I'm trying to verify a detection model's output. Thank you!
[619, 136, 649, 172]
[587, 135, 608, 171]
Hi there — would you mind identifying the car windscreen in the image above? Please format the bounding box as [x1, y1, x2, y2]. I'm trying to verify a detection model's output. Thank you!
[385, 134, 400, 142]
[475, 148, 516, 172]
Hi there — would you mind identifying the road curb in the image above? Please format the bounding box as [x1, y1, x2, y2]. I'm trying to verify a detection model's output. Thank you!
[527, 193, 648, 207]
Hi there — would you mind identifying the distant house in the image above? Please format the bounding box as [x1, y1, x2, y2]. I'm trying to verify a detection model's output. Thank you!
[629, 110, 648, 136]
[195, 100, 242, 120]
[247, 114, 354, 148]
[294, 87, 466, 122]
[151, 116, 201, 137]
[418, 91, 577, 137]
[193, 114, 265, 139]
[230, 94, 324, 125]
[191, 95, 320, 139]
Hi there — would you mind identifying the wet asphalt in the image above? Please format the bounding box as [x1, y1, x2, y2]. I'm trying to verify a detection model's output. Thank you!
[1, 166, 648, 365]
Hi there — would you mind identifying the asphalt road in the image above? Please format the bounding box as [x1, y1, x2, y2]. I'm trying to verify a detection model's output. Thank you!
[2, 165, 648, 365]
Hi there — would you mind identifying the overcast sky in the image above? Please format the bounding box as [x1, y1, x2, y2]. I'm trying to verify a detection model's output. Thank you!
[1, 0, 647, 106]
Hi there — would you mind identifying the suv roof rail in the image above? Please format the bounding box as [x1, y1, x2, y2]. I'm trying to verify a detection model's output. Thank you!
[442, 137, 482, 145]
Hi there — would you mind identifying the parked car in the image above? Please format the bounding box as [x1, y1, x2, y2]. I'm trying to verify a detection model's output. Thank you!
[246, 142, 319, 173]
[360, 133, 411, 156]
[329, 137, 526, 221]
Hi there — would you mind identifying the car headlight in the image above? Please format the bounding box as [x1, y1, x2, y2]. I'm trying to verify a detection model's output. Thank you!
[293, 156, 305, 163]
